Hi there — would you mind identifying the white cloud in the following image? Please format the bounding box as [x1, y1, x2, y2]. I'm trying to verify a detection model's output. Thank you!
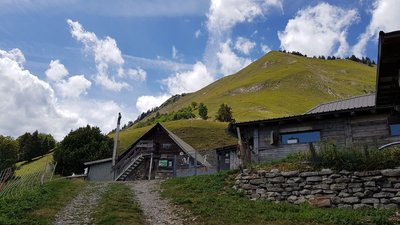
[235, 37, 256, 55]
[353, 0, 400, 57]
[163, 61, 214, 95]
[67, 19, 143, 91]
[217, 40, 252, 76]
[0, 48, 25, 66]
[172, 45, 178, 59]
[45, 59, 69, 81]
[264, 0, 284, 13]
[55, 75, 92, 98]
[194, 29, 201, 38]
[261, 44, 271, 54]
[278, 3, 358, 57]
[0, 48, 134, 140]
[136, 95, 170, 113]
[127, 68, 146, 82]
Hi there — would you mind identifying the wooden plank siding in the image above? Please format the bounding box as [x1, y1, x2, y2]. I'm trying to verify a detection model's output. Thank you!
[240, 112, 400, 162]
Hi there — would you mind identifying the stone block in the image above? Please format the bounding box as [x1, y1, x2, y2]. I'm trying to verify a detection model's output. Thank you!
[264, 173, 277, 178]
[322, 178, 333, 184]
[311, 189, 323, 195]
[348, 183, 362, 188]
[381, 169, 400, 177]
[319, 169, 333, 175]
[338, 192, 351, 197]
[266, 187, 284, 192]
[381, 203, 398, 209]
[361, 198, 379, 204]
[308, 197, 331, 207]
[306, 176, 322, 182]
[250, 178, 267, 185]
[287, 195, 298, 203]
[354, 170, 381, 177]
[281, 170, 299, 177]
[294, 196, 306, 205]
[329, 174, 341, 179]
[335, 177, 351, 183]
[390, 197, 400, 204]
[353, 192, 365, 198]
[299, 189, 311, 195]
[341, 197, 360, 204]
[373, 192, 395, 198]
[256, 188, 266, 195]
[363, 181, 375, 187]
[339, 170, 351, 175]
[394, 183, 400, 189]
[380, 198, 390, 204]
[330, 183, 347, 190]
[381, 188, 399, 193]
[352, 188, 363, 193]
[299, 171, 319, 177]
[361, 175, 383, 181]
[337, 204, 352, 209]
[353, 204, 372, 209]
[242, 184, 257, 190]
[270, 176, 285, 183]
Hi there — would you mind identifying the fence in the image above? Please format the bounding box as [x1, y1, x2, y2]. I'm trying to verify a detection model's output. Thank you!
[0, 161, 57, 199]
[174, 152, 217, 177]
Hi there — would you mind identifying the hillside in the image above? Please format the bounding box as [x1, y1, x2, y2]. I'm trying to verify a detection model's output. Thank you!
[111, 120, 237, 154]
[154, 51, 376, 122]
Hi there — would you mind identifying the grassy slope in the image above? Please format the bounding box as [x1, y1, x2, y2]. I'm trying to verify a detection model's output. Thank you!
[15, 152, 53, 176]
[112, 120, 237, 154]
[161, 172, 395, 225]
[156, 51, 376, 122]
[92, 183, 146, 225]
[0, 179, 87, 225]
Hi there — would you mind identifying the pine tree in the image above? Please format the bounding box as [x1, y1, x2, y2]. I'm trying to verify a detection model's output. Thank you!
[198, 103, 208, 120]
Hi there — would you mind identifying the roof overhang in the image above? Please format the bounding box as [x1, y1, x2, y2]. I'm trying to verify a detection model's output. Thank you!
[84, 157, 112, 166]
[376, 30, 400, 108]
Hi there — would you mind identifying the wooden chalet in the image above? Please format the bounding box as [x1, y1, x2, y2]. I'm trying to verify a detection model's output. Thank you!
[85, 123, 211, 181]
[230, 30, 400, 164]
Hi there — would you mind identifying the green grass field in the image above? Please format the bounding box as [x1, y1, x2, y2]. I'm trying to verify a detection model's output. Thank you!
[161, 171, 396, 225]
[15, 152, 54, 176]
[153, 51, 376, 122]
[111, 120, 237, 154]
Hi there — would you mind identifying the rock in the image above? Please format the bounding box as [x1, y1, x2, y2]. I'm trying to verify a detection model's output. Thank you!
[373, 192, 395, 198]
[281, 170, 299, 177]
[381, 203, 398, 209]
[299, 171, 319, 177]
[338, 192, 351, 197]
[390, 197, 400, 204]
[330, 183, 347, 190]
[299, 189, 311, 195]
[381, 188, 398, 193]
[341, 197, 360, 204]
[256, 188, 266, 195]
[319, 169, 333, 175]
[335, 177, 351, 183]
[264, 173, 277, 178]
[339, 170, 351, 175]
[364, 181, 375, 187]
[361, 175, 383, 181]
[306, 176, 322, 182]
[381, 169, 400, 177]
[353, 204, 372, 209]
[250, 178, 266, 185]
[322, 178, 333, 184]
[352, 188, 363, 193]
[308, 197, 331, 207]
[348, 183, 362, 188]
[394, 183, 400, 189]
[361, 198, 379, 204]
[311, 189, 323, 195]
[266, 187, 284, 192]
[294, 196, 306, 205]
[270, 169, 280, 173]
[323, 190, 334, 194]
[381, 198, 390, 204]
[242, 184, 257, 190]
[287, 195, 298, 203]
[337, 204, 352, 209]
[329, 174, 341, 179]
[354, 170, 381, 177]
[270, 176, 285, 183]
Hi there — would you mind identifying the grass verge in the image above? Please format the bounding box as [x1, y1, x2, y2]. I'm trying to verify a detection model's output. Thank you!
[15, 152, 54, 176]
[91, 183, 146, 225]
[0, 178, 87, 225]
[161, 171, 395, 225]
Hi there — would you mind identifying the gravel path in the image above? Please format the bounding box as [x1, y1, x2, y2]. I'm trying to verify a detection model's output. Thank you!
[53, 182, 110, 225]
[127, 180, 192, 225]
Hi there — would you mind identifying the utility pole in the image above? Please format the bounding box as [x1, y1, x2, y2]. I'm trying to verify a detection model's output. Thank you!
[112, 112, 121, 179]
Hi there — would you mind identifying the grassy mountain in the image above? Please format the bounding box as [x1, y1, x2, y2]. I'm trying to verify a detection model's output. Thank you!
[155, 51, 376, 122]
[115, 51, 376, 153]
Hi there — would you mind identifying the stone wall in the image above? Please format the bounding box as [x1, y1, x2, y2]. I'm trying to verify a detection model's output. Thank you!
[234, 168, 400, 209]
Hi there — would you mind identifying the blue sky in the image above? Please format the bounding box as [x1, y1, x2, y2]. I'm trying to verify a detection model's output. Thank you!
[0, 0, 399, 139]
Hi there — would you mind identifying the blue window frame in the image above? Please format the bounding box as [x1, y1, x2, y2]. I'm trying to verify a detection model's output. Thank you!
[390, 124, 400, 136]
[281, 131, 321, 144]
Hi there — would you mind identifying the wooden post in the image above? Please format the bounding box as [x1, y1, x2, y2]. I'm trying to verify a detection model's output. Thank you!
[148, 153, 153, 180]
[112, 113, 121, 180]
[236, 127, 245, 173]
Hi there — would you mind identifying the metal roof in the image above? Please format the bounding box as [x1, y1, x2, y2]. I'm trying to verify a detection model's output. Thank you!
[375, 30, 400, 108]
[305, 94, 376, 115]
[84, 157, 112, 166]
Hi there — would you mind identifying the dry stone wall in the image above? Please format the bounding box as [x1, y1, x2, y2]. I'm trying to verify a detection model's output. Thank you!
[234, 168, 400, 209]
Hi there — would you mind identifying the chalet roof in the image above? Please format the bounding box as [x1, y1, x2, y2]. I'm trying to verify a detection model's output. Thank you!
[305, 94, 375, 115]
[119, 123, 211, 167]
[375, 30, 400, 108]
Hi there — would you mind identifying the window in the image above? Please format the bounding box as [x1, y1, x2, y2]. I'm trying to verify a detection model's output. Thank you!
[281, 131, 320, 144]
[162, 143, 172, 150]
[390, 124, 400, 136]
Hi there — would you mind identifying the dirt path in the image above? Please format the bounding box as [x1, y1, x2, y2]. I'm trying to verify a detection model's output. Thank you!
[53, 182, 110, 225]
[127, 180, 192, 225]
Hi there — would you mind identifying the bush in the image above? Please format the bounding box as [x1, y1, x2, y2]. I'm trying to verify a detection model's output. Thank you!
[198, 103, 208, 120]
[215, 103, 234, 122]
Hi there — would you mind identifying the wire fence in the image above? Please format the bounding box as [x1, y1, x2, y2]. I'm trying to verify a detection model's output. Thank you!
[0, 161, 57, 199]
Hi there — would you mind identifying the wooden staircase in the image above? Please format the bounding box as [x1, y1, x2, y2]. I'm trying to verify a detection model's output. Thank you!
[114, 140, 155, 181]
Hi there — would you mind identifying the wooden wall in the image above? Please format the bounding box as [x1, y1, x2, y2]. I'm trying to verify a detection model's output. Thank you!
[240, 112, 400, 162]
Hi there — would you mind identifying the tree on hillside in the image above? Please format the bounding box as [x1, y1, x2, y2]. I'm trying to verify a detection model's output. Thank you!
[38, 133, 56, 155]
[0, 135, 18, 171]
[17, 131, 56, 162]
[191, 102, 198, 110]
[198, 103, 208, 120]
[53, 125, 113, 176]
[215, 103, 234, 122]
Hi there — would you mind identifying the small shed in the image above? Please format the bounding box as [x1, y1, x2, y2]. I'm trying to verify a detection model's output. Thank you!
[215, 145, 239, 171]
[84, 158, 113, 181]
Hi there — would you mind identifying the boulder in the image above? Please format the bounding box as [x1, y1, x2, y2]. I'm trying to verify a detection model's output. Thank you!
[381, 169, 400, 177]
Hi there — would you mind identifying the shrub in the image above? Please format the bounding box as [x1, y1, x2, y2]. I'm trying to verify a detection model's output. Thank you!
[215, 103, 234, 122]
[198, 103, 208, 120]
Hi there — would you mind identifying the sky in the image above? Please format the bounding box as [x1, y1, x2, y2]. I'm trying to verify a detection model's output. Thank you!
[0, 0, 400, 140]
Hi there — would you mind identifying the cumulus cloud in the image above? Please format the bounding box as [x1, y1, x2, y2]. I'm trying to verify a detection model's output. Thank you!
[353, 0, 400, 57]
[45, 59, 69, 81]
[0, 48, 133, 140]
[67, 19, 146, 91]
[172, 45, 178, 59]
[217, 40, 252, 76]
[55, 75, 92, 98]
[127, 68, 146, 82]
[194, 29, 201, 38]
[163, 61, 214, 95]
[278, 3, 358, 57]
[261, 44, 271, 54]
[235, 37, 256, 55]
[136, 95, 170, 113]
